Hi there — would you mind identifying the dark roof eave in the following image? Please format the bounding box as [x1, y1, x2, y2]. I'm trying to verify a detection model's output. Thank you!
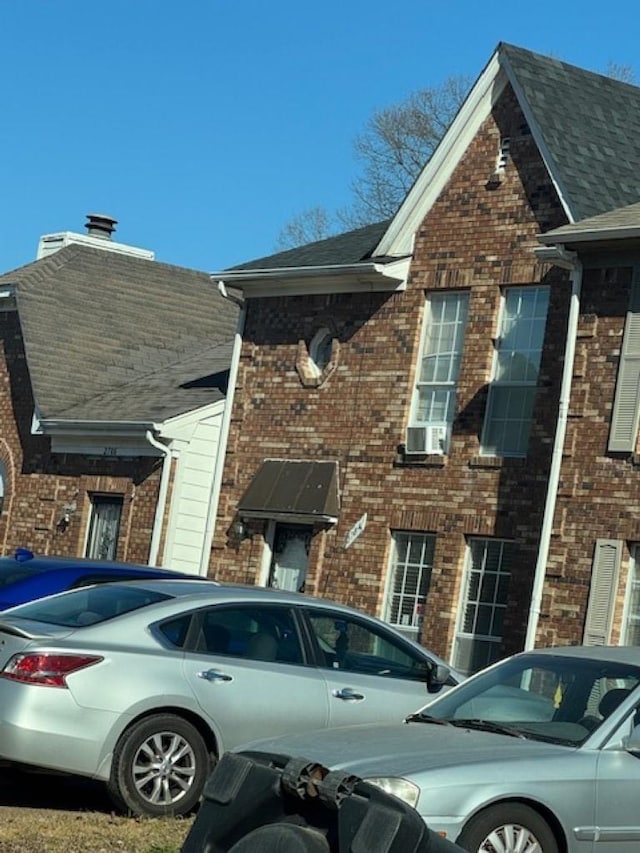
[240, 510, 338, 525]
[539, 226, 640, 247]
[212, 258, 410, 298]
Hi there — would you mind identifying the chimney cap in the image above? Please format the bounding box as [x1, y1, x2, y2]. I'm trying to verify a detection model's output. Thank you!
[85, 213, 118, 240]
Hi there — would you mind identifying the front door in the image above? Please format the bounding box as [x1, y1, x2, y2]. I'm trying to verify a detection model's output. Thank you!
[268, 524, 312, 592]
[85, 495, 123, 560]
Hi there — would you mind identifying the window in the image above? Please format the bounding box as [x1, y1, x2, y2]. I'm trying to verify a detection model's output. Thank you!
[481, 286, 549, 457]
[309, 327, 334, 377]
[407, 291, 469, 455]
[623, 545, 640, 645]
[306, 609, 431, 682]
[384, 532, 435, 639]
[189, 605, 304, 664]
[453, 538, 513, 675]
[85, 495, 123, 560]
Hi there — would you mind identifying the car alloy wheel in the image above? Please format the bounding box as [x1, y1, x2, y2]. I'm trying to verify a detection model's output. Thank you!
[458, 803, 558, 853]
[108, 713, 211, 817]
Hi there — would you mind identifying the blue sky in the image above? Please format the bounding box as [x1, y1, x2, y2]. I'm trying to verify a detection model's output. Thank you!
[2, 1, 639, 273]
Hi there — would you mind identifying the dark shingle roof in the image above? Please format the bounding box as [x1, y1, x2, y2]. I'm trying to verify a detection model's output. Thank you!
[231, 220, 392, 271]
[502, 43, 640, 221]
[0, 245, 238, 423]
[541, 201, 640, 241]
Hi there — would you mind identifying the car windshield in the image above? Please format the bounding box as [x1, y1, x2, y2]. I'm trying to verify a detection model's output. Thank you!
[412, 653, 640, 746]
[0, 583, 173, 627]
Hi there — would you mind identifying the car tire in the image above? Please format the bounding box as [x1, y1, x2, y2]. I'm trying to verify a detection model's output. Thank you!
[107, 713, 211, 817]
[227, 823, 330, 852]
[458, 803, 558, 853]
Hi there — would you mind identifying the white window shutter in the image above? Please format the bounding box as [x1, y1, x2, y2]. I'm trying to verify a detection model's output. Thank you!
[583, 539, 622, 646]
[609, 312, 640, 452]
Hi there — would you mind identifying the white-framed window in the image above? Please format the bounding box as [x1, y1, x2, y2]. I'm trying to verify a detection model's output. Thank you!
[453, 538, 513, 675]
[623, 544, 640, 645]
[406, 291, 469, 455]
[481, 286, 549, 457]
[383, 531, 435, 639]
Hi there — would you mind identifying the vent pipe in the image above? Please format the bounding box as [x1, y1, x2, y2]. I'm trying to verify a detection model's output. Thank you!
[85, 213, 117, 240]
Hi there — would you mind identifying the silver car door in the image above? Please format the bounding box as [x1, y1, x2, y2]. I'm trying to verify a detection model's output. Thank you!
[183, 603, 329, 752]
[592, 705, 640, 852]
[305, 609, 435, 727]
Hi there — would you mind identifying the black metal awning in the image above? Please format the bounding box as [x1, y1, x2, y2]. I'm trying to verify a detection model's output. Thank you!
[237, 460, 340, 524]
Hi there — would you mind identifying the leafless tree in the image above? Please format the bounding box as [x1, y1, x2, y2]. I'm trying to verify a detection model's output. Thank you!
[274, 206, 332, 251]
[276, 60, 637, 249]
[343, 76, 471, 227]
[605, 61, 637, 84]
[275, 76, 470, 248]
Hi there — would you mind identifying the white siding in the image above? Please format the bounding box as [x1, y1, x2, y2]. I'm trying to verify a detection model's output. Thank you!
[163, 414, 222, 574]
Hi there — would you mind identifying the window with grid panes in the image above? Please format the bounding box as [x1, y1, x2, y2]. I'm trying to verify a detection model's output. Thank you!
[453, 538, 513, 675]
[481, 286, 549, 457]
[409, 291, 469, 453]
[384, 532, 435, 639]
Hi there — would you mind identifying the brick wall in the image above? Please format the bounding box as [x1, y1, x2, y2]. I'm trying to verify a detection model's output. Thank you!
[211, 84, 585, 660]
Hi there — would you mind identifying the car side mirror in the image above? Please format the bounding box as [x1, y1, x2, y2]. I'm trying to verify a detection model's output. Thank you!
[428, 663, 451, 692]
[624, 723, 640, 756]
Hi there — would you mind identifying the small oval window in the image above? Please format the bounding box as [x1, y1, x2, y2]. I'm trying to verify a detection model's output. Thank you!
[309, 327, 333, 376]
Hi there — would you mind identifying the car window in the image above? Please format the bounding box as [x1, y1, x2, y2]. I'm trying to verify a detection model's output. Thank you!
[424, 652, 640, 745]
[187, 605, 304, 665]
[306, 610, 431, 681]
[67, 572, 146, 589]
[158, 613, 193, 648]
[2, 584, 173, 627]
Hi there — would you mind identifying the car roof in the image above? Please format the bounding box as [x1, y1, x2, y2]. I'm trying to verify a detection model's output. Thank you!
[0, 549, 191, 576]
[521, 645, 640, 665]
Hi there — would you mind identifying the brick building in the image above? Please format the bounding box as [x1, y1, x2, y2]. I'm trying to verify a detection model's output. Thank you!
[0, 215, 237, 572]
[208, 43, 640, 673]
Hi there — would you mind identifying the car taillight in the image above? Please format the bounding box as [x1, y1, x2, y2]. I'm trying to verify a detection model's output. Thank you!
[0, 653, 104, 687]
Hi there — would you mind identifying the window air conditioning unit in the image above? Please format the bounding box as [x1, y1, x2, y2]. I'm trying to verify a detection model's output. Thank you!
[405, 425, 447, 455]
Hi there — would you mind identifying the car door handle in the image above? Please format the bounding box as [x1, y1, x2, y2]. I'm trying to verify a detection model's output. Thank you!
[197, 669, 233, 683]
[332, 687, 365, 702]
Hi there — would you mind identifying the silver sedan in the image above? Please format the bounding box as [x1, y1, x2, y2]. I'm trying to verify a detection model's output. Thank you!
[237, 646, 640, 853]
[0, 579, 458, 817]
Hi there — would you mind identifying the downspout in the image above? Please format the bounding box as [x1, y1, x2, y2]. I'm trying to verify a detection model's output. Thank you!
[524, 245, 582, 650]
[199, 281, 247, 576]
[145, 429, 172, 567]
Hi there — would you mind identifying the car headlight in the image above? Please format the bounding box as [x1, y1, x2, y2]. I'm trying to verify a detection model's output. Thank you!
[364, 777, 420, 808]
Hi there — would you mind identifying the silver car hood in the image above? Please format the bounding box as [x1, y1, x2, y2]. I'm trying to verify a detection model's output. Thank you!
[240, 721, 571, 779]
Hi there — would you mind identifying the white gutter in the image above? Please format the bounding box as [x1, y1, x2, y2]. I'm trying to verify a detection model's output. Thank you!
[199, 282, 247, 576]
[145, 429, 173, 567]
[524, 245, 582, 650]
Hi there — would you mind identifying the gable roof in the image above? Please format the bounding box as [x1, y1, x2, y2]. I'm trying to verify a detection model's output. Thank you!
[0, 245, 238, 425]
[218, 42, 640, 290]
[231, 220, 391, 271]
[378, 43, 640, 257]
[500, 43, 640, 222]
